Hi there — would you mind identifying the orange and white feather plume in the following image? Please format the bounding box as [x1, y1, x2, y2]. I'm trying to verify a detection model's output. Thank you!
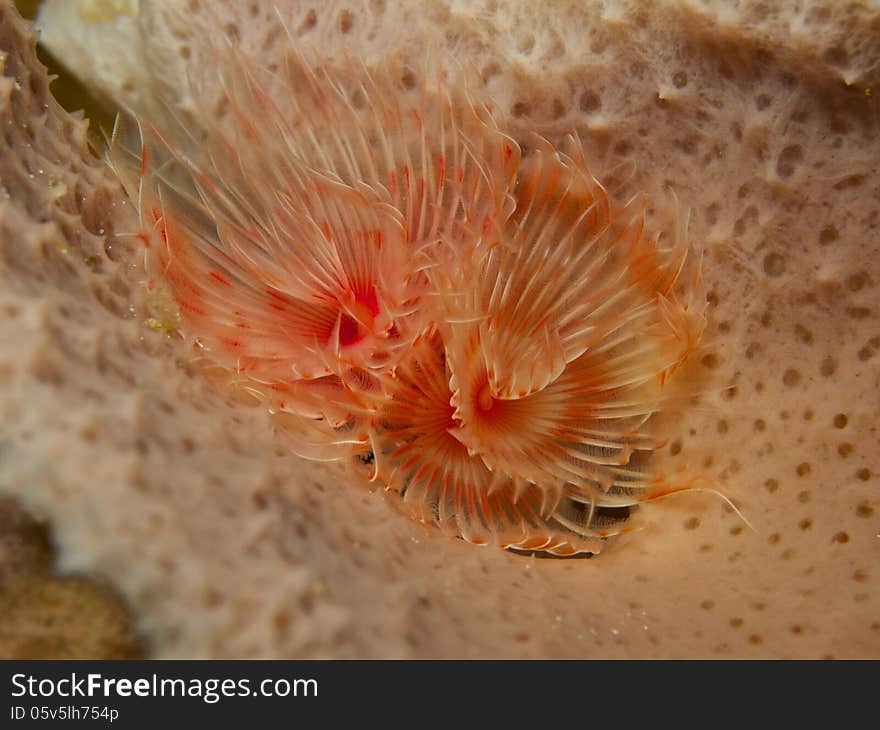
[110, 35, 709, 557]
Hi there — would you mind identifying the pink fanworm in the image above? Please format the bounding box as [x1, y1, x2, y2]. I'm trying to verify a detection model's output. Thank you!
[112, 38, 711, 556]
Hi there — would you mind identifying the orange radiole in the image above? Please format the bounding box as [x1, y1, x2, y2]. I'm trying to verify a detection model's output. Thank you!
[113, 42, 708, 556]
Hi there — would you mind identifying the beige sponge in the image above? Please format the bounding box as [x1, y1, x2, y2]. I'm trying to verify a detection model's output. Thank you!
[0, 0, 874, 657]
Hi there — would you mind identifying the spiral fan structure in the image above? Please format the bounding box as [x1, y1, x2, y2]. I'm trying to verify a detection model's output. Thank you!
[115, 46, 707, 556]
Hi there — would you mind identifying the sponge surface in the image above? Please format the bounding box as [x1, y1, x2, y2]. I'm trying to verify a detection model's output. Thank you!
[0, 0, 874, 657]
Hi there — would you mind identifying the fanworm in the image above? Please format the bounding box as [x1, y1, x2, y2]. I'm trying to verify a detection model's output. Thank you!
[112, 40, 709, 557]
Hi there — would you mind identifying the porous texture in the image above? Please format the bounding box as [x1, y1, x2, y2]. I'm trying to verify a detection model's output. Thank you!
[1, 0, 875, 657]
[0, 3, 145, 658]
